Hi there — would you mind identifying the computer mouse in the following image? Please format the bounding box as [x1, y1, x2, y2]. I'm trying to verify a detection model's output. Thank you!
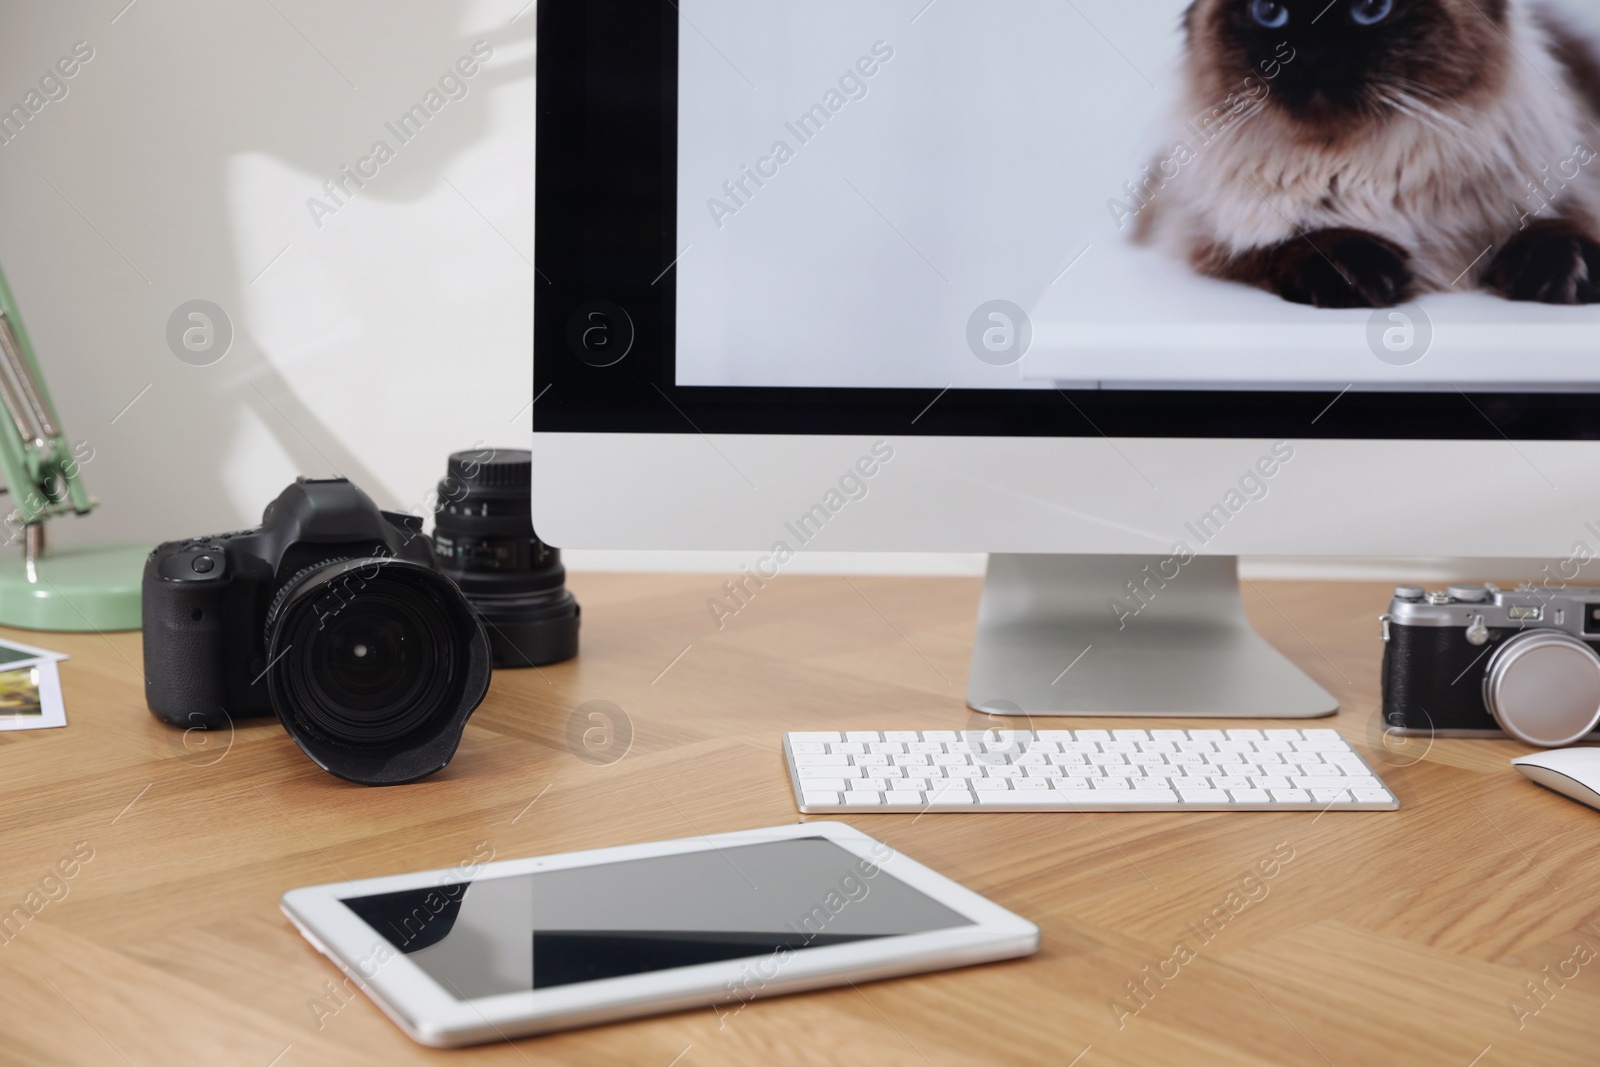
[1512, 748, 1600, 813]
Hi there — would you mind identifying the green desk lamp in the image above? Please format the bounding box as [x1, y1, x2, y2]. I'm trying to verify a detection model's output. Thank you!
[0, 263, 144, 632]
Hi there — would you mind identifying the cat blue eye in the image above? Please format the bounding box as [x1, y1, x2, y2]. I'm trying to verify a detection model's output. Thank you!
[1350, 0, 1394, 25]
[1250, 0, 1290, 28]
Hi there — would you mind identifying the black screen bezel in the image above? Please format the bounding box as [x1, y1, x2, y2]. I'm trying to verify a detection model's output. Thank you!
[533, 0, 1600, 441]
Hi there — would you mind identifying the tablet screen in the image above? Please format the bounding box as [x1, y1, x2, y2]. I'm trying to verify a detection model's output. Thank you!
[340, 837, 972, 999]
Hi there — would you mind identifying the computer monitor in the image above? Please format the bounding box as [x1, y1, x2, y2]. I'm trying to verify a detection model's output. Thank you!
[531, 0, 1600, 718]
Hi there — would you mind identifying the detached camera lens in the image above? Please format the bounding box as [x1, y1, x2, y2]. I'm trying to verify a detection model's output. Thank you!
[265, 558, 491, 785]
[433, 449, 580, 668]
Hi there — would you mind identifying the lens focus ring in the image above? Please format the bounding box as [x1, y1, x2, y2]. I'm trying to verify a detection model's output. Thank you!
[263, 557, 491, 784]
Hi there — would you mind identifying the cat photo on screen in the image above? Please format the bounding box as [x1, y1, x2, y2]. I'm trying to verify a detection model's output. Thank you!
[1137, 0, 1600, 308]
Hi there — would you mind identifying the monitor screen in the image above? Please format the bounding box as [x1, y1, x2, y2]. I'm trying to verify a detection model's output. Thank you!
[534, 0, 1600, 440]
[672, 0, 1600, 393]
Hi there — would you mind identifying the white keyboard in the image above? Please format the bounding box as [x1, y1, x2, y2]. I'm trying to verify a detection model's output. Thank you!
[782, 728, 1398, 812]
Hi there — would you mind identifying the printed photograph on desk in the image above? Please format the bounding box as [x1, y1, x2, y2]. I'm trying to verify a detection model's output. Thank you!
[0, 635, 70, 671]
[0, 659, 66, 732]
[675, 0, 1600, 391]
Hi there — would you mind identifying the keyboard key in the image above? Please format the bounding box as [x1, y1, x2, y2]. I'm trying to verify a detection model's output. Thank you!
[1310, 789, 1350, 803]
[883, 790, 924, 806]
[801, 791, 841, 807]
[1342, 777, 1382, 792]
[1077, 730, 1110, 741]
[1227, 789, 1271, 804]
[1225, 729, 1264, 740]
[796, 754, 850, 767]
[1252, 776, 1291, 791]
[973, 779, 1012, 791]
[845, 731, 881, 742]
[1211, 776, 1253, 791]
[977, 790, 1059, 805]
[1303, 729, 1341, 739]
[1060, 790, 1179, 806]
[790, 732, 841, 742]
[1051, 777, 1091, 790]
[831, 743, 866, 754]
[1014, 778, 1052, 791]
[927, 789, 973, 805]
[883, 731, 921, 742]
[1178, 788, 1224, 803]
[842, 793, 882, 806]
[1354, 789, 1395, 803]
[853, 754, 890, 766]
[797, 777, 848, 792]
[791, 742, 828, 755]
[948, 766, 984, 779]
[799, 767, 860, 781]
[851, 778, 888, 791]
[1113, 729, 1150, 740]
[922, 731, 958, 742]
[1270, 789, 1311, 804]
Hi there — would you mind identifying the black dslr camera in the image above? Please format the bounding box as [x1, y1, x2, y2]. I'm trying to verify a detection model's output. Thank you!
[143, 478, 492, 785]
[1381, 583, 1600, 748]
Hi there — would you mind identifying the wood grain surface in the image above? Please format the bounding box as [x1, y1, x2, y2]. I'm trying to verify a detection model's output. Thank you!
[1, 573, 1597, 1066]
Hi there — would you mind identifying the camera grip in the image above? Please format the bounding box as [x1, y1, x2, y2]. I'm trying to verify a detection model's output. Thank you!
[142, 575, 237, 730]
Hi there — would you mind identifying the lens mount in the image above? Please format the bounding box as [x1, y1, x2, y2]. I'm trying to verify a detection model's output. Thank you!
[265, 557, 491, 785]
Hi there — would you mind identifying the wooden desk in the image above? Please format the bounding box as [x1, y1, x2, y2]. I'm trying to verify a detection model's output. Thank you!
[2, 574, 1597, 1066]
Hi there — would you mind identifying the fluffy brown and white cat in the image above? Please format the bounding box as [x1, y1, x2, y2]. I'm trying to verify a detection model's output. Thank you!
[1136, 0, 1600, 307]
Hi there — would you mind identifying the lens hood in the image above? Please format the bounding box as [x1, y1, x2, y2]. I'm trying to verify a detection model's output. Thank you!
[265, 557, 491, 785]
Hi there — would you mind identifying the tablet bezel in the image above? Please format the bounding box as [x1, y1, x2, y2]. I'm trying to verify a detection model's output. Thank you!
[280, 821, 1039, 1047]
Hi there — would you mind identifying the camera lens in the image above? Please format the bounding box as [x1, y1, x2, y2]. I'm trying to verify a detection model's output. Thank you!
[265, 558, 492, 785]
[432, 448, 580, 668]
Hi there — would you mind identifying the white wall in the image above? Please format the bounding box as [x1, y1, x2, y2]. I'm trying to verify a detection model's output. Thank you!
[0, 2, 1563, 584]
[0, 0, 537, 546]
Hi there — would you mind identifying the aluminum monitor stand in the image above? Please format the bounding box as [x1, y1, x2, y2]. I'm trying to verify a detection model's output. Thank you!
[967, 554, 1337, 718]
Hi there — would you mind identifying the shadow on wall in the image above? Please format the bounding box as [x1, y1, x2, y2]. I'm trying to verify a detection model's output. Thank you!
[0, 0, 535, 548]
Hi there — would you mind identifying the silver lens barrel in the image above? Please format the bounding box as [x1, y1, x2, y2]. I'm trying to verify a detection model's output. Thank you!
[1483, 630, 1600, 747]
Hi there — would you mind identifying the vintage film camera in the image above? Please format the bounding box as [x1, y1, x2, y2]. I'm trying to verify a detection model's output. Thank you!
[1381, 583, 1600, 748]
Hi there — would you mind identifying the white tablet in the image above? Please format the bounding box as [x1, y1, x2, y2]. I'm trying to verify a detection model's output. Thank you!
[281, 822, 1038, 1047]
